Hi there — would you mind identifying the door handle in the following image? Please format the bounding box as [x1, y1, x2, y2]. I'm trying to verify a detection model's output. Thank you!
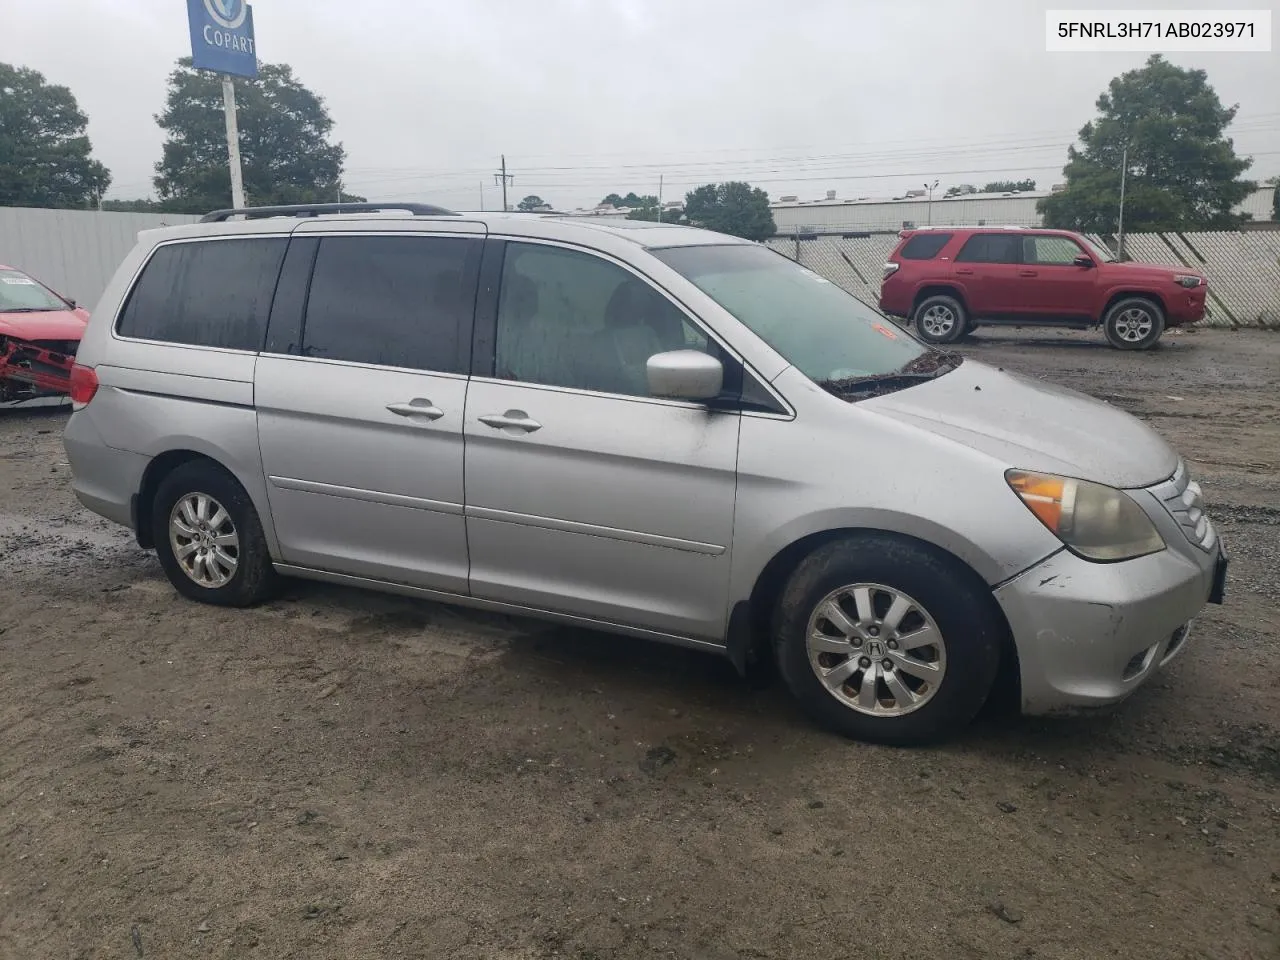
[479, 410, 542, 433]
[956, 268, 975, 276]
[1018, 270, 1038, 277]
[387, 399, 444, 421]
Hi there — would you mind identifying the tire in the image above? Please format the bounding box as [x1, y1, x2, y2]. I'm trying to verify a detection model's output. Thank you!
[913, 295, 967, 345]
[1103, 297, 1164, 350]
[151, 460, 280, 607]
[773, 534, 1003, 746]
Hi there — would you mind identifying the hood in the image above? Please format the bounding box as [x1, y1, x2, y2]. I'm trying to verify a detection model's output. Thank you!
[1100, 259, 1199, 281]
[861, 360, 1177, 488]
[0, 308, 89, 342]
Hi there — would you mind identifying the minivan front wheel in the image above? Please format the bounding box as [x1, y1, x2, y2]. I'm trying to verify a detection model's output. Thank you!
[774, 535, 1002, 745]
[1103, 297, 1165, 350]
[152, 461, 279, 607]
[913, 295, 967, 344]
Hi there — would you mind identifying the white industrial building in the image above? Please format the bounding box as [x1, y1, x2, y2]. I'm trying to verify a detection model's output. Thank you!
[771, 185, 1276, 236]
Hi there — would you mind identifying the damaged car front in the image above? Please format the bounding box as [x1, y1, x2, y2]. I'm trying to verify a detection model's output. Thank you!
[0, 266, 90, 403]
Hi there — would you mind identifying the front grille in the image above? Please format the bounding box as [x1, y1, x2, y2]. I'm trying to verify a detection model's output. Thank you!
[1149, 460, 1216, 552]
[32, 340, 80, 358]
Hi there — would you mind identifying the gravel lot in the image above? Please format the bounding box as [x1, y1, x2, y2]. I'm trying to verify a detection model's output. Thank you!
[2, 327, 1278, 960]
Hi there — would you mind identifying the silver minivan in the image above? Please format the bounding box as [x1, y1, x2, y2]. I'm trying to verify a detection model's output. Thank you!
[64, 203, 1227, 745]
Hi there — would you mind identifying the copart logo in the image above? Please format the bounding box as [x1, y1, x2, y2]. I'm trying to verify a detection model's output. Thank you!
[204, 0, 247, 30]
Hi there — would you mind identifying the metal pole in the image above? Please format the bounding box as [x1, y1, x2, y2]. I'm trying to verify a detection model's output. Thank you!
[480, 181, 484, 211]
[658, 174, 663, 222]
[1116, 145, 1128, 261]
[221, 77, 247, 209]
[501, 155, 509, 212]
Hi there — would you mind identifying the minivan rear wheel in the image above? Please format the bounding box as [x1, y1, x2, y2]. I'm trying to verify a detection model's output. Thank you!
[773, 535, 1002, 745]
[913, 295, 967, 344]
[1103, 297, 1165, 350]
[152, 461, 280, 607]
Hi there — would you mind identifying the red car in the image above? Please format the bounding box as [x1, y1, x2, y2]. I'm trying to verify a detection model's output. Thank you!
[0, 265, 90, 402]
[879, 227, 1207, 350]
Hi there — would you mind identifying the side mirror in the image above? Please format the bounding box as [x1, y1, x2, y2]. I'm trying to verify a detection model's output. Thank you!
[647, 350, 723, 402]
[1072, 255, 1095, 268]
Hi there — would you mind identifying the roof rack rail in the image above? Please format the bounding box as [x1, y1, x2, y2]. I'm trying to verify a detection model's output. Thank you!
[199, 202, 458, 223]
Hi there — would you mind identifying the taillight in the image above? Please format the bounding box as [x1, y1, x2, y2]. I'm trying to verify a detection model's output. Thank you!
[883, 262, 901, 279]
[69, 363, 99, 407]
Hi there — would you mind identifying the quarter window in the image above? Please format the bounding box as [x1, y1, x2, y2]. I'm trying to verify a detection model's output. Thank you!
[899, 233, 952, 260]
[954, 234, 1021, 264]
[117, 238, 287, 350]
[301, 236, 480, 373]
[495, 243, 710, 398]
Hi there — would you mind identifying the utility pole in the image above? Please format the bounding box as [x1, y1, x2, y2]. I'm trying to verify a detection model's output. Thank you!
[924, 179, 939, 225]
[1116, 145, 1129, 261]
[658, 174, 664, 223]
[494, 155, 514, 212]
[480, 181, 485, 211]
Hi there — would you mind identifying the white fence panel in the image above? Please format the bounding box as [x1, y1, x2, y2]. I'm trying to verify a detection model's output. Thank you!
[0, 206, 200, 309]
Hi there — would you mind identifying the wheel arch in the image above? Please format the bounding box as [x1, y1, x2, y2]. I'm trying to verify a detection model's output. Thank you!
[727, 522, 1021, 709]
[133, 447, 274, 555]
[1101, 289, 1166, 322]
[912, 285, 969, 316]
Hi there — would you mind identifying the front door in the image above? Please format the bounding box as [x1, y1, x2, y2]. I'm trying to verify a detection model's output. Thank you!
[256, 232, 482, 592]
[463, 240, 741, 642]
[952, 233, 1023, 317]
[1016, 234, 1098, 318]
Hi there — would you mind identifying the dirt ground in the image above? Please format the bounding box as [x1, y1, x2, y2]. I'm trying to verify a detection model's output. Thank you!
[1, 327, 1278, 960]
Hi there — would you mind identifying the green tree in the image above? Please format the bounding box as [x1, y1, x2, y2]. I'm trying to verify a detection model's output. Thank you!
[101, 199, 163, 213]
[601, 192, 656, 209]
[154, 59, 360, 213]
[1269, 177, 1279, 220]
[944, 184, 978, 197]
[517, 195, 547, 211]
[1039, 55, 1254, 233]
[982, 179, 1036, 193]
[682, 182, 775, 241]
[0, 63, 111, 208]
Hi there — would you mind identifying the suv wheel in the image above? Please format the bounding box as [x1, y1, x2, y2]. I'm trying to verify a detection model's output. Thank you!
[913, 295, 967, 344]
[773, 535, 1002, 746]
[1103, 297, 1165, 350]
[152, 461, 280, 607]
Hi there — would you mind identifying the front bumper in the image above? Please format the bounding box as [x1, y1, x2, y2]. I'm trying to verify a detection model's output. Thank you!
[995, 537, 1223, 715]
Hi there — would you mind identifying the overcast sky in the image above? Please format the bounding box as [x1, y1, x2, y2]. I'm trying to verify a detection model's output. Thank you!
[6, 0, 1279, 210]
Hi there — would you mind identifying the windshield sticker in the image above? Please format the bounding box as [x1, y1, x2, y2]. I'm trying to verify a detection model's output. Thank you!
[1, 278, 36, 285]
[873, 323, 899, 340]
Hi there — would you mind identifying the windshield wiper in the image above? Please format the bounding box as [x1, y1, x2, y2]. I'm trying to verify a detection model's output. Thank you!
[819, 350, 962, 399]
[2, 307, 58, 313]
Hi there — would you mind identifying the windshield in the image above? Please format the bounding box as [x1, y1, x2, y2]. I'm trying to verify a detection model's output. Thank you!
[652, 244, 954, 389]
[1079, 235, 1116, 263]
[0, 270, 67, 312]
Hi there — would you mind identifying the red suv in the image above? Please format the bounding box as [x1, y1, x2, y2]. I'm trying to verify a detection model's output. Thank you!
[879, 227, 1207, 350]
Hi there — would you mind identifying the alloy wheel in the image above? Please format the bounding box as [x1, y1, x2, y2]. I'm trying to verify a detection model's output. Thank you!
[169, 492, 239, 588]
[805, 582, 948, 717]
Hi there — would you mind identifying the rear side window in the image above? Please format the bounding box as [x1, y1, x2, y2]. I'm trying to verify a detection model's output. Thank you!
[117, 238, 287, 350]
[898, 233, 952, 260]
[955, 234, 1021, 264]
[301, 236, 480, 373]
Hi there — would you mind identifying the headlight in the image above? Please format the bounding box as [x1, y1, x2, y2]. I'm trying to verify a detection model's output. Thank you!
[1173, 274, 1203, 288]
[1006, 470, 1165, 562]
